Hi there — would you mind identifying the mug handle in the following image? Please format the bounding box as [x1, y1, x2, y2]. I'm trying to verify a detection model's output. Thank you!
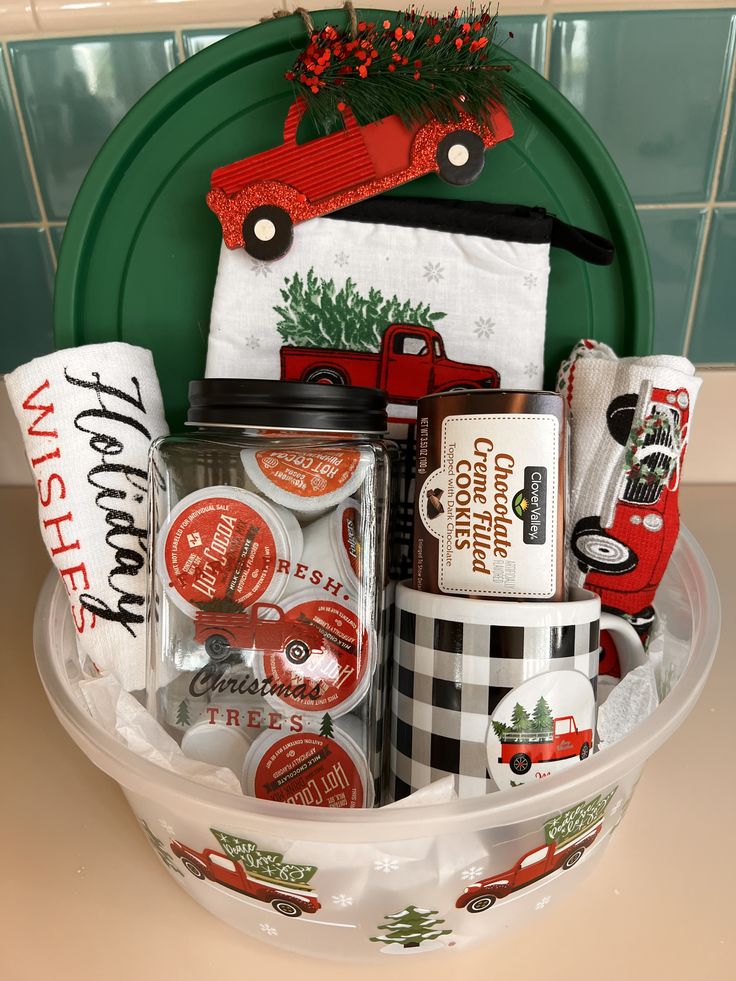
[600, 612, 647, 677]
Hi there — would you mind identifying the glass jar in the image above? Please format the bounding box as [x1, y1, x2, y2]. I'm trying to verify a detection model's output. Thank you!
[147, 380, 393, 808]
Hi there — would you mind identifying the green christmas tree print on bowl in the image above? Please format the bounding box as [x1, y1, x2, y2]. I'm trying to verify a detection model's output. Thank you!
[370, 906, 452, 954]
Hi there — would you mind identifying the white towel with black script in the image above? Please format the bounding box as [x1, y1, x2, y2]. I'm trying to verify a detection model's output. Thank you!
[6, 343, 168, 691]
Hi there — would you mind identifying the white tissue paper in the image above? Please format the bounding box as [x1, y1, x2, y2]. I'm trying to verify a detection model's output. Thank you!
[79, 675, 244, 794]
[597, 661, 660, 750]
[6, 343, 168, 691]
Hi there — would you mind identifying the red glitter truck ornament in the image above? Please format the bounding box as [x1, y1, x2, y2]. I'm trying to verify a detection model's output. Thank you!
[207, 96, 513, 260]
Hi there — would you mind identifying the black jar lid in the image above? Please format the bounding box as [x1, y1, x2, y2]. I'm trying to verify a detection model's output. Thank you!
[187, 379, 388, 433]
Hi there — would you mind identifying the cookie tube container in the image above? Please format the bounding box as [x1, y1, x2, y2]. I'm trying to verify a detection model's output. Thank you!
[146, 380, 393, 807]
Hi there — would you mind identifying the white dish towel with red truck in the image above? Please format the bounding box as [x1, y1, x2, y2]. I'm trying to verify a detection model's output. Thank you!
[556, 339, 701, 670]
[205, 196, 614, 414]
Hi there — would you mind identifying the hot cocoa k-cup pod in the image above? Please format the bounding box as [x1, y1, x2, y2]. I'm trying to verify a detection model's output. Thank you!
[158, 486, 303, 618]
[242, 726, 374, 808]
[241, 445, 370, 517]
[255, 588, 374, 719]
[286, 498, 362, 600]
[181, 717, 254, 776]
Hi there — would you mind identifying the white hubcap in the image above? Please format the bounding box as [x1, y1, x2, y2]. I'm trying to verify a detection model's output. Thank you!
[254, 218, 276, 242]
[448, 143, 470, 167]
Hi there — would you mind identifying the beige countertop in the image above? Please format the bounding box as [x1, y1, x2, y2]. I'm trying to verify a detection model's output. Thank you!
[0, 484, 733, 981]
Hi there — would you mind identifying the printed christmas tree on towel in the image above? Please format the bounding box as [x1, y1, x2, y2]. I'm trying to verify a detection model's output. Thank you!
[275, 269, 446, 352]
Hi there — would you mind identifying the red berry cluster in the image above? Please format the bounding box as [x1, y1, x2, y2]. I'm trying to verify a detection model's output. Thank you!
[286, 6, 496, 96]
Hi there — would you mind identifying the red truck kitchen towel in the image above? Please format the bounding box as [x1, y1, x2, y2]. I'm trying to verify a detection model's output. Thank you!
[556, 340, 701, 665]
[6, 343, 168, 692]
[205, 197, 613, 416]
[206, 197, 613, 576]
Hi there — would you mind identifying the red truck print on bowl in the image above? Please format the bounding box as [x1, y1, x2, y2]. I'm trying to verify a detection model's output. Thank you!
[194, 602, 324, 665]
[456, 821, 603, 913]
[571, 381, 690, 637]
[170, 841, 321, 917]
[207, 97, 514, 260]
[498, 715, 593, 775]
[280, 323, 500, 403]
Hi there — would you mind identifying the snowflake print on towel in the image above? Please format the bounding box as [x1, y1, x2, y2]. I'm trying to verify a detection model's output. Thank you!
[524, 362, 540, 379]
[251, 259, 273, 278]
[423, 262, 444, 283]
[243, 336, 262, 350]
[259, 923, 278, 936]
[332, 894, 354, 907]
[374, 857, 400, 873]
[461, 866, 484, 881]
[523, 273, 539, 290]
[473, 317, 495, 339]
[334, 250, 350, 267]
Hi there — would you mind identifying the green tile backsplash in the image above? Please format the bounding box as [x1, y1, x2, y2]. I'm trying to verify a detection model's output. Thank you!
[718, 100, 736, 202]
[499, 16, 547, 75]
[550, 11, 736, 205]
[690, 209, 736, 363]
[1, 13, 735, 373]
[182, 29, 237, 57]
[0, 49, 39, 222]
[638, 209, 706, 356]
[9, 34, 178, 221]
[0, 228, 54, 372]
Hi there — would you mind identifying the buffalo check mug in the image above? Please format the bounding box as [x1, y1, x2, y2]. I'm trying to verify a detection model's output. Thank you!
[389, 585, 644, 800]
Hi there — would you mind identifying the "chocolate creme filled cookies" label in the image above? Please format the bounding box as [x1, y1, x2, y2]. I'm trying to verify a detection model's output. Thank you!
[415, 411, 561, 599]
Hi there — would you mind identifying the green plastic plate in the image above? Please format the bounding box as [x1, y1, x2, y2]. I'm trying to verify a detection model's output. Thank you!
[55, 10, 652, 431]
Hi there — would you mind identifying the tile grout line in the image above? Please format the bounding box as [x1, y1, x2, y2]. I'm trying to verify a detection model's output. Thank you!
[0, 221, 64, 229]
[681, 20, 736, 359]
[542, 10, 554, 79]
[173, 28, 186, 63]
[0, 42, 57, 270]
[636, 201, 736, 211]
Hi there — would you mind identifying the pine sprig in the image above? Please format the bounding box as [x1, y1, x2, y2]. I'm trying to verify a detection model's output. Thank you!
[287, 5, 523, 133]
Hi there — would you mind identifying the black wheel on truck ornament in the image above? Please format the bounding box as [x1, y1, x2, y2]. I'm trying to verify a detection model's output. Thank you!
[436, 130, 486, 185]
[242, 205, 293, 260]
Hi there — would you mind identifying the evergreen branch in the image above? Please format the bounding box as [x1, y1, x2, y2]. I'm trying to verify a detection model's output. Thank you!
[287, 5, 524, 134]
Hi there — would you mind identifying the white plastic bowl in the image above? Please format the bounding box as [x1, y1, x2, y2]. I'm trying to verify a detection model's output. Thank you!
[34, 528, 720, 961]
